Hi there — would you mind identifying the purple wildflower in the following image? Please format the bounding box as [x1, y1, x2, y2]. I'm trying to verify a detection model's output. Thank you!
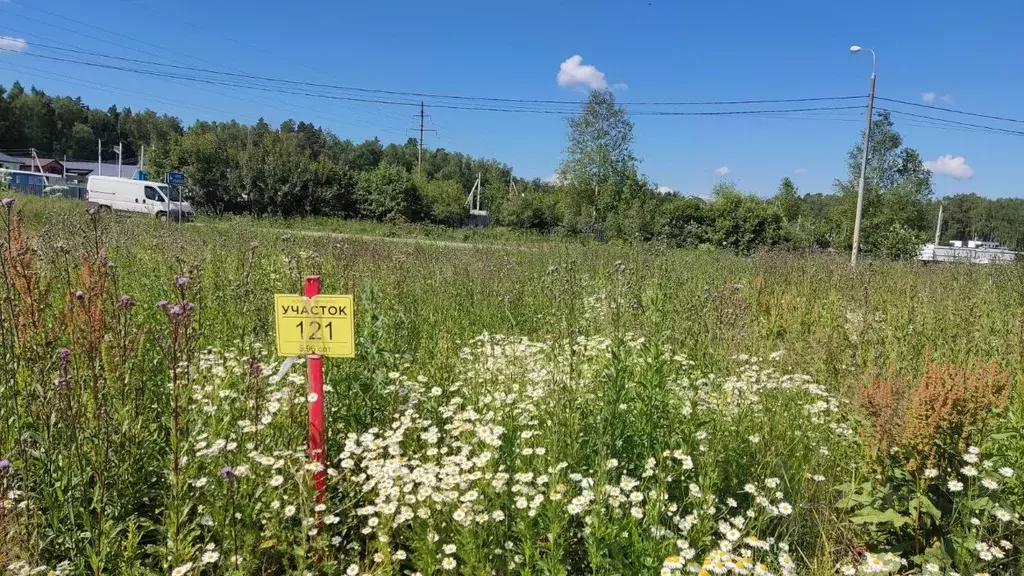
[119, 295, 134, 309]
[59, 348, 71, 363]
[219, 466, 236, 479]
[1, 198, 13, 208]
[156, 300, 169, 310]
[0, 459, 9, 471]
[249, 241, 258, 249]
[73, 290, 84, 300]
[168, 304, 184, 318]
[174, 276, 189, 287]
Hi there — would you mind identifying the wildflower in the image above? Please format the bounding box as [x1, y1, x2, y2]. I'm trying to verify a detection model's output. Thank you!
[269, 475, 284, 487]
[725, 528, 741, 541]
[998, 467, 1014, 478]
[994, 508, 1011, 521]
[171, 562, 194, 576]
[201, 551, 219, 564]
[323, 514, 340, 525]
[811, 474, 825, 482]
[346, 564, 360, 576]
[982, 478, 999, 490]
[394, 550, 407, 561]
[194, 477, 208, 488]
[924, 468, 939, 478]
[443, 544, 457, 555]
[442, 557, 457, 570]
[777, 502, 793, 515]
[307, 392, 319, 403]
[630, 506, 644, 519]
[1, 198, 14, 208]
[219, 466, 235, 482]
[284, 505, 296, 517]
[947, 479, 964, 492]
[0, 459, 9, 473]
[606, 458, 619, 470]
[765, 477, 780, 489]
[744, 483, 758, 494]
[961, 465, 979, 477]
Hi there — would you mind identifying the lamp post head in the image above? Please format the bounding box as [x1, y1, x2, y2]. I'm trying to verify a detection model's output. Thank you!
[849, 45, 863, 54]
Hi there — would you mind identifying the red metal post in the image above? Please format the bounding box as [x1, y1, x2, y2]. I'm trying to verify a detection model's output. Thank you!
[304, 276, 327, 503]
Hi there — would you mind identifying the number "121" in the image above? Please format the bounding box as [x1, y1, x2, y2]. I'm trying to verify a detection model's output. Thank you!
[296, 321, 333, 341]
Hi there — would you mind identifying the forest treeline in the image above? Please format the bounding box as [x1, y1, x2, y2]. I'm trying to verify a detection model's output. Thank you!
[2, 81, 1022, 255]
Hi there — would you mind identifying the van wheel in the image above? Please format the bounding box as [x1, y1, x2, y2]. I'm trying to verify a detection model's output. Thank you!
[98, 205, 112, 214]
[157, 212, 168, 222]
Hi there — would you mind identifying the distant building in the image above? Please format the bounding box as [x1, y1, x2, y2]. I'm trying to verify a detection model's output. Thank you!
[14, 158, 139, 183]
[0, 152, 20, 170]
[919, 240, 1019, 264]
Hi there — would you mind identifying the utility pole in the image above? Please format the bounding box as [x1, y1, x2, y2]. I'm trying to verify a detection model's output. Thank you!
[934, 203, 943, 245]
[849, 46, 877, 266]
[115, 142, 123, 178]
[411, 101, 436, 176]
[97, 139, 102, 176]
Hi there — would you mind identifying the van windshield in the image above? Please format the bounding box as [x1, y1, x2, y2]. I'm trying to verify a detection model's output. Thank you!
[162, 186, 181, 202]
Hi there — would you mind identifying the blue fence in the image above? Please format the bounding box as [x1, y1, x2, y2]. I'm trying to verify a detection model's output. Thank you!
[4, 172, 87, 200]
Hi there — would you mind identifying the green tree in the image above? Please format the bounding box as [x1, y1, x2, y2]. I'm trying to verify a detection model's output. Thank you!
[415, 175, 467, 225]
[659, 196, 712, 248]
[834, 110, 933, 255]
[708, 182, 785, 253]
[773, 177, 802, 222]
[356, 162, 421, 221]
[559, 90, 637, 225]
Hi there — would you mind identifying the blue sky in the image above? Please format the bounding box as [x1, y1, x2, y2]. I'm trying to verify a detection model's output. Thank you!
[1, 0, 1023, 198]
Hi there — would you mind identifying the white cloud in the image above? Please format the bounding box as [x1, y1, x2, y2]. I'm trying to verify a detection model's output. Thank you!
[656, 185, 675, 195]
[922, 92, 936, 103]
[924, 155, 973, 179]
[557, 55, 609, 91]
[939, 94, 955, 104]
[612, 82, 628, 91]
[715, 166, 729, 176]
[543, 172, 562, 185]
[0, 36, 27, 52]
[793, 168, 807, 174]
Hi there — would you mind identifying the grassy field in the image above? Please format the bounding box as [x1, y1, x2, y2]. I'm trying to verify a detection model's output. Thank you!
[2, 193, 1024, 576]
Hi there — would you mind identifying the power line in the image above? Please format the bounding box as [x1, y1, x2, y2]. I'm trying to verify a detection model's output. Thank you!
[879, 108, 1024, 137]
[0, 10, 415, 130]
[2, 47, 870, 117]
[876, 97, 1024, 125]
[6, 38, 863, 109]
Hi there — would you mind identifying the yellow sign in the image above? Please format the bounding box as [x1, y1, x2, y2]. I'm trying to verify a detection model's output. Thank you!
[274, 294, 355, 357]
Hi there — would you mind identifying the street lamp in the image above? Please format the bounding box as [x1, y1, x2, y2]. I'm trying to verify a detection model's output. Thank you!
[849, 45, 876, 266]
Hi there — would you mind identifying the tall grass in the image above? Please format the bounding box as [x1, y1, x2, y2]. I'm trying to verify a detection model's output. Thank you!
[2, 194, 1023, 575]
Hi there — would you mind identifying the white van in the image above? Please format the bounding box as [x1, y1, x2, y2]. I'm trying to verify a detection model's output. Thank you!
[86, 176, 195, 221]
